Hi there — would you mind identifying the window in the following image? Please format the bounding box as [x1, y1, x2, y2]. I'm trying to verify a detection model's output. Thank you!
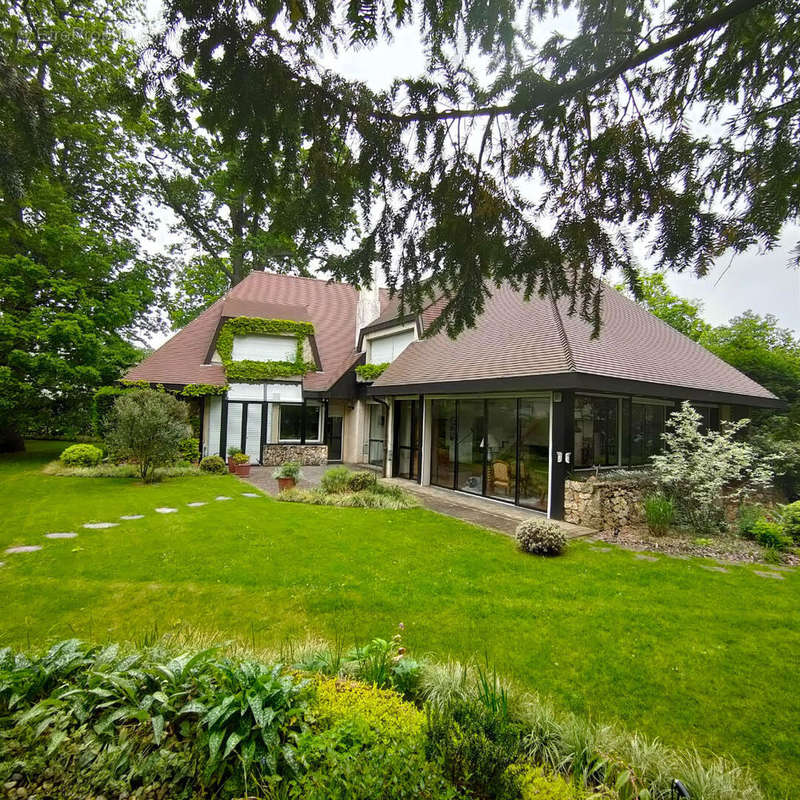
[279, 404, 320, 441]
[368, 329, 415, 363]
[630, 403, 668, 465]
[694, 405, 720, 433]
[574, 395, 619, 468]
[431, 399, 456, 489]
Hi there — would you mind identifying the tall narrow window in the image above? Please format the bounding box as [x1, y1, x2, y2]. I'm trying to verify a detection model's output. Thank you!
[431, 399, 456, 489]
[630, 403, 667, 465]
[574, 396, 619, 468]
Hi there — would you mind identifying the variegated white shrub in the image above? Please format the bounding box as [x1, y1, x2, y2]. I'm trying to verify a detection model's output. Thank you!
[650, 402, 776, 533]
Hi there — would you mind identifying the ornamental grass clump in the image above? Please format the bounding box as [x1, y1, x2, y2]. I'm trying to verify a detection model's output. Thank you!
[515, 519, 567, 556]
[650, 402, 776, 535]
[643, 493, 674, 536]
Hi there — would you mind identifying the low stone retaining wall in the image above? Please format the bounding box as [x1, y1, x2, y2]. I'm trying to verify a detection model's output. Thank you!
[262, 444, 328, 466]
[564, 479, 646, 530]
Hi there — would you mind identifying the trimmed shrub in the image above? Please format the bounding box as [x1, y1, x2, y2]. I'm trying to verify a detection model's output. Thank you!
[59, 443, 103, 467]
[751, 518, 792, 551]
[515, 519, 567, 556]
[177, 436, 199, 463]
[321, 466, 352, 493]
[348, 470, 378, 492]
[643, 493, 674, 536]
[780, 500, 800, 543]
[200, 455, 226, 474]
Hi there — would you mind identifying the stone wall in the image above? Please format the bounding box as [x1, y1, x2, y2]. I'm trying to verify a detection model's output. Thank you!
[563, 478, 646, 530]
[262, 444, 328, 466]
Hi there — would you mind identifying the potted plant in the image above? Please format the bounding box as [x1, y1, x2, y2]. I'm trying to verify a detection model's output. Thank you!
[232, 451, 251, 477]
[227, 446, 243, 473]
[273, 461, 303, 492]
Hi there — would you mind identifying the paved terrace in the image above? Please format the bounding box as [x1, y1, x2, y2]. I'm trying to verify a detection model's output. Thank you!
[246, 465, 593, 539]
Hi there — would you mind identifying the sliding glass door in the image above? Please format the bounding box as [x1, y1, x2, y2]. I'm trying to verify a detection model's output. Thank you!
[430, 395, 551, 511]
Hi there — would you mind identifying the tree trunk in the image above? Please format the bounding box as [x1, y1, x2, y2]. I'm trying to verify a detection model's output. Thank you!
[0, 426, 25, 453]
[229, 196, 248, 286]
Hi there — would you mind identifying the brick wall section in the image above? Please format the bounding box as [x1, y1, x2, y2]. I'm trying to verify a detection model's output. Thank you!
[262, 444, 328, 466]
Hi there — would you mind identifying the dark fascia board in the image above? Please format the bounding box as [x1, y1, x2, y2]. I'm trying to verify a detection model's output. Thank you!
[312, 353, 366, 400]
[368, 372, 785, 409]
[357, 313, 419, 350]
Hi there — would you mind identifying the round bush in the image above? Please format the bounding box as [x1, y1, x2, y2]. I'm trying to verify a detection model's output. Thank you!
[751, 518, 792, 551]
[348, 470, 378, 492]
[515, 518, 567, 556]
[320, 466, 352, 493]
[200, 455, 226, 474]
[60, 443, 103, 467]
[781, 500, 800, 543]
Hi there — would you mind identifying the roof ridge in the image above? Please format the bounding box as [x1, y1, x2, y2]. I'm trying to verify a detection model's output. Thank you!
[548, 290, 576, 372]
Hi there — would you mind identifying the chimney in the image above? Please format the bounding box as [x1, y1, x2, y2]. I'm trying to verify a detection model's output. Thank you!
[355, 263, 382, 348]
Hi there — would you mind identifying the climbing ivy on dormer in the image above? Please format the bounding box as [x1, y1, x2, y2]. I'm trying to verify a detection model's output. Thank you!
[215, 317, 316, 383]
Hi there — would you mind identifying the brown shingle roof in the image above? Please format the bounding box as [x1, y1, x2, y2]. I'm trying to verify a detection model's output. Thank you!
[126, 272, 389, 392]
[371, 283, 779, 404]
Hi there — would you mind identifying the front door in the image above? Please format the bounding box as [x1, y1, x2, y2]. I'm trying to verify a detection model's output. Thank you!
[393, 399, 421, 480]
[326, 415, 343, 461]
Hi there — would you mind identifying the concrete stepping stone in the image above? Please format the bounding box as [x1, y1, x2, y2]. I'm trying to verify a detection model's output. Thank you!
[241, 492, 260, 498]
[5, 545, 42, 554]
[45, 532, 77, 539]
[187, 502, 207, 507]
[120, 514, 144, 520]
[83, 522, 118, 529]
[634, 554, 659, 562]
[590, 546, 612, 553]
[0, 561, 4, 567]
[758, 564, 794, 572]
[701, 564, 729, 573]
[754, 570, 784, 580]
[154, 507, 178, 514]
[215, 496, 232, 501]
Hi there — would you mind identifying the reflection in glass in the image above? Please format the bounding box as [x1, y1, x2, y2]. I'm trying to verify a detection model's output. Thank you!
[431, 399, 456, 488]
[457, 400, 485, 494]
[518, 398, 550, 511]
[487, 399, 517, 500]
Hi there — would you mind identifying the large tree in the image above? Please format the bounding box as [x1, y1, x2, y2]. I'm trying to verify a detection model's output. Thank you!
[150, 0, 800, 335]
[0, 0, 168, 449]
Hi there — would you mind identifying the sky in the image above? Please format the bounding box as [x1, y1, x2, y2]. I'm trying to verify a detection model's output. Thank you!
[146, 10, 800, 342]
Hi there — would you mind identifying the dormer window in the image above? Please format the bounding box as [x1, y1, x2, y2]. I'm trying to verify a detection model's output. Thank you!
[366, 327, 415, 364]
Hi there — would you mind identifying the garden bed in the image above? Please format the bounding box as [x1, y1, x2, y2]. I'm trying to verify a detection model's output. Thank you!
[592, 524, 799, 565]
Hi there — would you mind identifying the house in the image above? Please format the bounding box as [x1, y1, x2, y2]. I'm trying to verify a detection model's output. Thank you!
[126, 270, 781, 519]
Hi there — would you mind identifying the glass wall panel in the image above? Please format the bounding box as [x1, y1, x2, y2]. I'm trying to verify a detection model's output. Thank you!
[574, 395, 619, 467]
[486, 399, 517, 501]
[431, 399, 456, 489]
[518, 398, 550, 511]
[630, 403, 667, 465]
[457, 400, 485, 494]
[396, 400, 413, 478]
[368, 404, 385, 466]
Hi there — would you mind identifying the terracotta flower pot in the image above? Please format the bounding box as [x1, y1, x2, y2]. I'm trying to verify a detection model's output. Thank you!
[277, 477, 296, 492]
[227, 457, 236, 473]
[235, 463, 251, 477]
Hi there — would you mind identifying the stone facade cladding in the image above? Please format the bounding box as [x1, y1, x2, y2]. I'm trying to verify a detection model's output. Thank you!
[262, 444, 328, 466]
[563, 478, 646, 530]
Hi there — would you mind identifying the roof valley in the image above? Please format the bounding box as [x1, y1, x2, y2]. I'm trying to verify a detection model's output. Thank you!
[548, 291, 576, 373]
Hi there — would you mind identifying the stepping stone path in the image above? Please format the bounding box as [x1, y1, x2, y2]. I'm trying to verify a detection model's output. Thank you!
[155, 507, 178, 514]
[0, 562, 4, 568]
[5, 545, 42, 554]
[590, 546, 612, 553]
[754, 570, 784, 580]
[83, 522, 118, 529]
[241, 492, 259, 498]
[45, 532, 77, 539]
[187, 502, 207, 507]
[120, 514, 144, 520]
[634, 554, 659, 562]
[215, 496, 232, 501]
[701, 565, 729, 573]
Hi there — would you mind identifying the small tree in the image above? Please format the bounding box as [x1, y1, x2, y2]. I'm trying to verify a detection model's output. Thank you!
[107, 389, 190, 482]
[650, 402, 776, 534]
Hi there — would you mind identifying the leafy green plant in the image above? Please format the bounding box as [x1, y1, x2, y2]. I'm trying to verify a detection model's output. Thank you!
[348, 470, 378, 492]
[279, 486, 417, 509]
[355, 363, 390, 381]
[59, 443, 103, 467]
[232, 452, 250, 465]
[643, 494, 674, 536]
[779, 500, 800, 543]
[200, 455, 227, 474]
[227, 446, 243, 457]
[273, 461, 303, 480]
[737, 503, 766, 539]
[179, 383, 228, 397]
[750, 518, 791, 551]
[178, 436, 200, 463]
[321, 466, 352, 493]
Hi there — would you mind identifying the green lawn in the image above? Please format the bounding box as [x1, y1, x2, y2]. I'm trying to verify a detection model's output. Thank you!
[2, 441, 798, 797]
